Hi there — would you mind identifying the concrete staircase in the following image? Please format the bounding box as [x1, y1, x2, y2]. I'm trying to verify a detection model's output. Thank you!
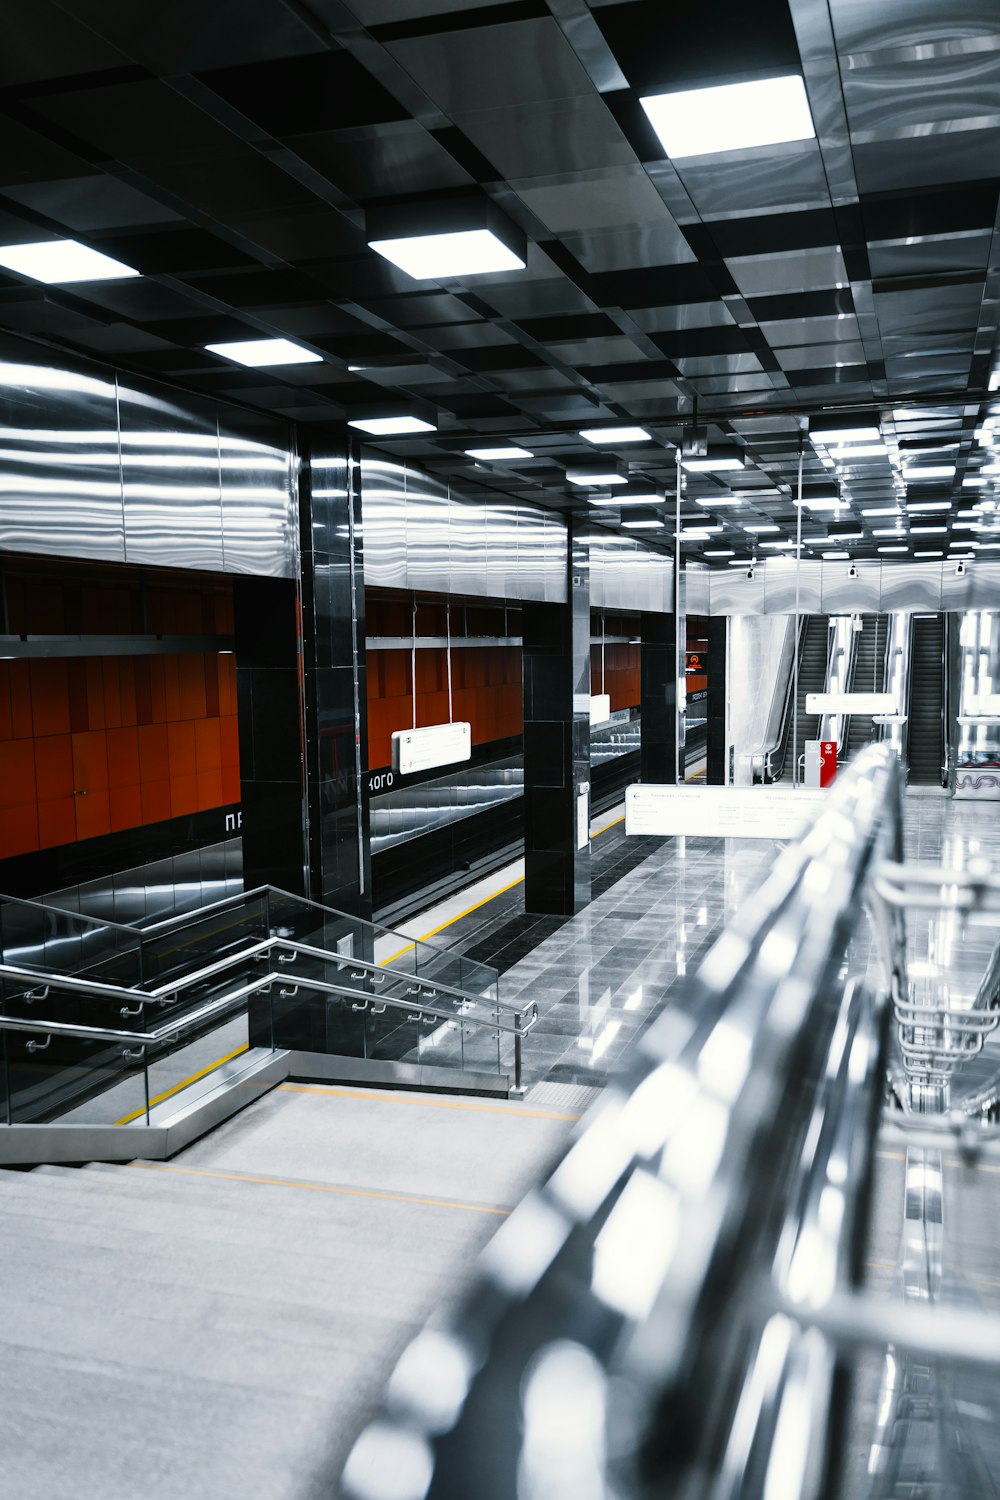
[0, 1084, 579, 1500]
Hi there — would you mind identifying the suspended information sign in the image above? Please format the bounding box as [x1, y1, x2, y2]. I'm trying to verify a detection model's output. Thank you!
[391, 721, 472, 776]
[805, 692, 896, 715]
[625, 784, 827, 840]
[590, 693, 612, 725]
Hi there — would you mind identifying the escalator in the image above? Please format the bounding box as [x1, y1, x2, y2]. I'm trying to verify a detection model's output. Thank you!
[908, 613, 946, 786]
[843, 614, 890, 762]
[777, 614, 829, 781]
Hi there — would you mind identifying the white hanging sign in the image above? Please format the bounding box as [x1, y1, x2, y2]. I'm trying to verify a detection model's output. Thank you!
[625, 783, 827, 840]
[805, 692, 896, 715]
[391, 721, 472, 776]
[590, 694, 612, 725]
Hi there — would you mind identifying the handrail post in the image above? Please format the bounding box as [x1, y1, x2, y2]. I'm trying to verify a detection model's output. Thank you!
[511, 1010, 525, 1099]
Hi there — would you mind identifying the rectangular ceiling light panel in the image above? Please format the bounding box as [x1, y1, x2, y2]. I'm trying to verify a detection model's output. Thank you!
[640, 75, 814, 158]
[348, 415, 437, 435]
[579, 426, 652, 444]
[369, 228, 525, 279]
[206, 338, 322, 367]
[0, 238, 139, 283]
[465, 446, 533, 460]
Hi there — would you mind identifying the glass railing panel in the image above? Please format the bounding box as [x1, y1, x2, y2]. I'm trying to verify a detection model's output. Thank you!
[138, 889, 270, 989]
[143, 1006, 254, 1122]
[0, 893, 142, 987]
[3, 1027, 148, 1126]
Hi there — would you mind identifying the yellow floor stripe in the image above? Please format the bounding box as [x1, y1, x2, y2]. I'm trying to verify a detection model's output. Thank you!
[130, 1160, 509, 1216]
[278, 1081, 580, 1122]
[380, 806, 625, 964]
[115, 1044, 249, 1125]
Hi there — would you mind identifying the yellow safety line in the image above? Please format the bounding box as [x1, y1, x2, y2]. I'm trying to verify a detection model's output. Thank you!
[278, 1081, 580, 1122]
[379, 807, 625, 964]
[129, 1161, 510, 1216]
[115, 1044, 249, 1125]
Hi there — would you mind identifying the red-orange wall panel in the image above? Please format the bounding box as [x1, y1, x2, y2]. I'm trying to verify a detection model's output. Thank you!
[0, 804, 39, 857]
[140, 779, 172, 825]
[137, 722, 170, 783]
[106, 726, 140, 788]
[167, 720, 197, 779]
[109, 783, 143, 832]
[28, 660, 71, 737]
[9, 661, 34, 738]
[0, 740, 37, 806]
[34, 734, 73, 801]
[170, 773, 199, 818]
[0, 665, 13, 742]
[75, 787, 111, 841]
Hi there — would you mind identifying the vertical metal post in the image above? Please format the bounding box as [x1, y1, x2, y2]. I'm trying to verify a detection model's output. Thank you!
[513, 1012, 523, 1096]
[675, 446, 683, 786]
[793, 442, 804, 789]
[411, 598, 418, 730]
[142, 1043, 151, 1126]
[446, 601, 454, 723]
[2, 1030, 12, 1127]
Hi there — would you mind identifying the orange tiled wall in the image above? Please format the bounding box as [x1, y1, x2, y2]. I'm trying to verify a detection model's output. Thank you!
[0, 653, 240, 859]
[591, 643, 640, 710]
[367, 646, 522, 770]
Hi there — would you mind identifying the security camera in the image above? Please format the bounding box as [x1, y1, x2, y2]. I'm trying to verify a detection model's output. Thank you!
[746, 565, 755, 581]
[956, 560, 966, 576]
[848, 563, 858, 579]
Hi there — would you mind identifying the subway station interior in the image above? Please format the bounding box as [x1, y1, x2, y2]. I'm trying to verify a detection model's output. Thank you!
[1, 1, 1000, 1496]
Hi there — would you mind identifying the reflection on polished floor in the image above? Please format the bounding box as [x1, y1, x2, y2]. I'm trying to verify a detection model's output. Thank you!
[416, 789, 1000, 1093]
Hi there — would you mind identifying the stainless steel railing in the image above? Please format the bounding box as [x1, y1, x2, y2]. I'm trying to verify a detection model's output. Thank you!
[343, 744, 909, 1500]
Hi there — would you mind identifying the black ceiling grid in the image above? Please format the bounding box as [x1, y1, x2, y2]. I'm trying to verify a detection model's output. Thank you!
[0, 0, 992, 564]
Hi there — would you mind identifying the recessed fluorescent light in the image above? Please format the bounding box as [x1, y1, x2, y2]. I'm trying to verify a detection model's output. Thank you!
[913, 550, 944, 557]
[682, 456, 745, 472]
[679, 526, 722, 538]
[348, 415, 436, 435]
[586, 493, 659, 506]
[579, 426, 651, 445]
[861, 506, 901, 516]
[744, 523, 780, 533]
[464, 446, 533, 460]
[694, 496, 744, 507]
[622, 519, 663, 529]
[567, 470, 629, 486]
[206, 338, 322, 367]
[703, 549, 735, 557]
[905, 465, 955, 479]
[823, 551, 850, 559]
[761, 539, 793, 548]
[906, 500, 951, 512]
[990, 372, 1000, 391]
[795, 498, 842, 511]
[369, 228, 524, 279]
[954, 518, 984, 529]
[727, 558, 754, 566]
[639, 75, 814, 159]
[828, 444, 887, 459]
[811, 425, 881, 445]
[878, 546, 909, 553]
[873, 527, 906, 536]
[965, 476, 990, 488]
[0, 238, 140, 284]
[909, 525, 948, 535]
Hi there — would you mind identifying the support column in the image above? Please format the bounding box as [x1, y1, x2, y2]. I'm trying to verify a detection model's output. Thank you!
[299, 428, 371, 919]
[640, 611, 678, 783]
[233, 575, 307, 894]
[522, 522, 591, 915]
[706, 616, 728, 784]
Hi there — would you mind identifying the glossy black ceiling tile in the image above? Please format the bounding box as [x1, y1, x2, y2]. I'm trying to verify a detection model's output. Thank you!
[594, 0, 803, 93]
[52, 0, 329, 74]
[26, 79, 243, 166]
[384, 18, 595, 115]
[514, 312, 621, 341]
[587, 263, 731, 308]
[747, 288, 857, 322]
[95, 227, 262, 275]
[197, 51, 409, 135]
[0, 2, 133, 88]
[286, 122, 474, 200]
[860, 181, 1000, 241]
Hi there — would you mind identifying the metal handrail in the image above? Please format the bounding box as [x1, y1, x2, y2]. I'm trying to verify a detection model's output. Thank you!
[342, 745, 908, 1500]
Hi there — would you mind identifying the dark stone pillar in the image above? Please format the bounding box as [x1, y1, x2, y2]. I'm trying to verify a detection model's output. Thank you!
[233, 575, 306, 894]
[299, 428, 371, 920]
[522, 522, 591, 915]
[706, 615, 728, 785]
[640, 611, 678, 783]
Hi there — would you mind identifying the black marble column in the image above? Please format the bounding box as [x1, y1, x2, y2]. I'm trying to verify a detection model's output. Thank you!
[299, 428, 371, 920]
[233, 575, 307, 894]
[706, 615, 728, 785]
[640, 611, 678, 783]
[522, 522, 591, 915]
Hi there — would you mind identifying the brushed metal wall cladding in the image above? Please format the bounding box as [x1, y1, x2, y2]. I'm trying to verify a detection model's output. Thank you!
[118, 382, 224, 572]
[710, 566, 767, 615]
[686, 564, 710, 617]
[763, 557, 823, 613]
[880, 560, 943, 612]
[0, 360, 125, 564]
[0, 358, 297, 578]
[590, 536, 672, 612]
[822, 559, 881, 613]
[942, 560, 1000, 611]
[220, 413, 297, 578]
[359, 455, 567, 602]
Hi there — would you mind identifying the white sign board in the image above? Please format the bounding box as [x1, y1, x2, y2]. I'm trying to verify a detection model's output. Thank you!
[625, 783, 828, 840]
[576, 786, 590, 850]
[965, 695, 1000, 718]
[590, 693, 612, 726]
[391, 721, 471, 776]
[805, 692, 896, 715]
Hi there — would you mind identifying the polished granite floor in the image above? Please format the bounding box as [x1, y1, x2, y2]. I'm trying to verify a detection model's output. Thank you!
[421, 787, 1000, 1093]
